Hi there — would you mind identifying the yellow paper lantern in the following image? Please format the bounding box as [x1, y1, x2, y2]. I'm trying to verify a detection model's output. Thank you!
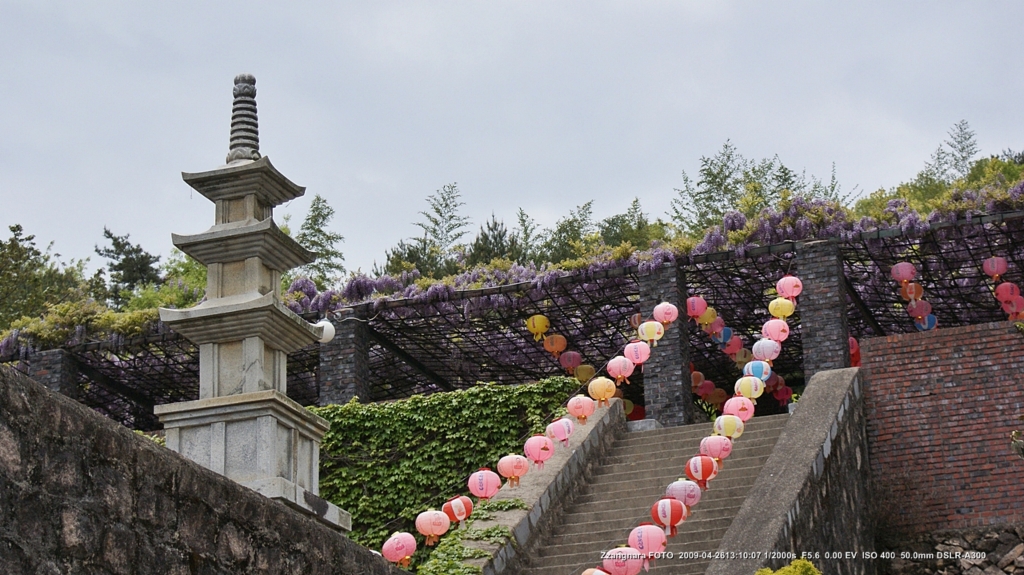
[623, 399, 634, 415]
[768, 297, 795, 319]
[734, 376, 765, 402]
[588, 376, 616, 407]
[637, 320, 666, 347]
[713, 414, 745, 439]
[575, 364, 596, 384]
[525, 315, 550, 341]
[696, 306, 718, 326]
[732, 348, 753, 369]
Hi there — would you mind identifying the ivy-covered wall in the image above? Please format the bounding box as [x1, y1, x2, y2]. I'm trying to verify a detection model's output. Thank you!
[310, 376, 582, 568]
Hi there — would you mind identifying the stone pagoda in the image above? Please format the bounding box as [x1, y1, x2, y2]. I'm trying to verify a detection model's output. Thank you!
[155, 74, 349, 531]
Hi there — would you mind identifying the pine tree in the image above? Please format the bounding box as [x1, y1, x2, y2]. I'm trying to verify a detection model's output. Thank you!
[295, 194, 346, 290]
[95, 227, 162, 308]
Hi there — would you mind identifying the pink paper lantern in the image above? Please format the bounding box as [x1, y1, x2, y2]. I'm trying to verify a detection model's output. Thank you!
[382, 532, 417, 567]
[628, 523, 667, 570]
[891, 262, 917, 284]
[983, 256, 1008, 280]
[623, 341, 651, 367]
[761, 319, 790, 342]
[723, 336, 743, 355]
[415, 509, 451, 546]
[606, 355, 635, 385]
[546, 418, 575, 447]
[567, 395, 596, 424]
[995, 282, 1021, 303]
[496, 454, 530, 488]
[652, 302, 679, 325]
[906, 299, 932, 319]
[665, 479, 702, 507]
[602, 547, 644, 575]
[523, 435, 554, 469]
[468, 468, 501, 500]
[699, 435, 734, 462]
[704, 316, 726, 335]
[752, 338, 781, 362]
[696, 380, 716, 399]
[685, 296, 708, 319]
[1003, 295, 1024, 315]
[776, 275, 803, 299]
[722, 396, 755, 422]
[559, 350, 582, 375]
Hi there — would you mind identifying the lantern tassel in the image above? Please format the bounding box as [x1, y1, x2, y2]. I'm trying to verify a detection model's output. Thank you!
[663, 524, 671, 536]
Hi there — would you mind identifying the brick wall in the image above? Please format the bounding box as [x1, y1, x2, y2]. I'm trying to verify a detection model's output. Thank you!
[795, 240, 850, 379]
[862, 321, 1024, 533]
[317, 308, 371, 406]
[638, 262, 696, 426]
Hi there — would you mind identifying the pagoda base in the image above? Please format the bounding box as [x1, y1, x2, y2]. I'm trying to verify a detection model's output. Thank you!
[155, 390, 350, 531]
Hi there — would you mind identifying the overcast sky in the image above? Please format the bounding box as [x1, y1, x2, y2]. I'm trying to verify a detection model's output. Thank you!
[2, 1, 1022, 276]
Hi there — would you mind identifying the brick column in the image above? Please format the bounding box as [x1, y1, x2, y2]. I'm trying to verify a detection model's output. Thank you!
[317, 307, 371, 405]
[795, 240, 850, 380]
[28, 348, 79, 399]
[639, 262, 696, 427]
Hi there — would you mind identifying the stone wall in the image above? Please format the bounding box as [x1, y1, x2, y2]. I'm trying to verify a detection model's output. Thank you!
[466, 399, 627, 575]
[318, 308, 371, 406]
[862, 322, 1024, 535]
[710, 368, 876, 575]
[0, 365, 402, 575]
[878, 523, 1024, 575]
[638, 262, 696, 426]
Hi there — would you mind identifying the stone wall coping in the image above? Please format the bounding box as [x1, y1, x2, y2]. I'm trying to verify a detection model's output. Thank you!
[155, 389, 330, 435]
[708, 367, 864, 575]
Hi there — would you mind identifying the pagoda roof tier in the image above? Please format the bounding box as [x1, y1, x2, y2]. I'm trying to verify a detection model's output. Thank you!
[172, 217, 314, 271]
[182, 156, 305, 207]
[159, 292, 322, 353]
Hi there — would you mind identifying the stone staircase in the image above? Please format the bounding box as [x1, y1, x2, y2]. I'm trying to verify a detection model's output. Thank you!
[515, 413, 790, 575]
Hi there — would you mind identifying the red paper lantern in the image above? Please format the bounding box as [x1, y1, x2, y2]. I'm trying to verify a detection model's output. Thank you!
[906, 299, 932, 319]
[685, 455, 719, 490]
[774, 385, 793, 406]
[651, 496, 688, 537]
[723, 336, 743, 355]
[415, 510, 451, 546]
[442, 495, 473, 525]
[1003, 295, 1024, 315]
[628, 313, 644, 330]
[995, 282, 1021, 303]
[467, 468, 501, 500]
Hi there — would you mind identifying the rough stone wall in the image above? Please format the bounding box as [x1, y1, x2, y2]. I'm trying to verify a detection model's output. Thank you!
[27, 348, 78, 398]
[710, 368, 875, 575]
[862, 322, 1024, 535]
[795, 240, 851, 379]
[878, 523, 1024, 575]
[638, 262, 695, 426]
[318, 308, 371, 406]
[0, 365, 402, 575]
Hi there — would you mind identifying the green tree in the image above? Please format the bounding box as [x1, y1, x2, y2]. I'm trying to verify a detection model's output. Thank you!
[538, 201, 596, 264]
[512, 208, 543, 265]
[381, 183, 471, 278]
[94, 227, 162, 309]
[599, 198, 668, 249]
[465, 214, 523, 267]
[670, 141, 747, 236]
[0, 225, 86, 331]
[295, 194, 346, 290]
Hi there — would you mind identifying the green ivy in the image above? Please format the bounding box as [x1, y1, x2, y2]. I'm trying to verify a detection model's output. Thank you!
[465, 525, 514, 546]
[416, 526, 489, 575]
[310, 376, 582, 563]
[754, 559, 822, 575]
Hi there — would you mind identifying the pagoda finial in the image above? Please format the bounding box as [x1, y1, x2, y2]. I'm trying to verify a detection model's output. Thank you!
[226, 73, 261, 164]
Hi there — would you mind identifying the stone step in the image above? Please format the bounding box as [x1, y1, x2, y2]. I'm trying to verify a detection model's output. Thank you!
[574, 462, 769, 500]
[537, 524, 729, 558]
[589, 453, 772, 485]
[547, 514, 736, 548]
[553, 502, 746, 539]
[598, 435, 781, 469]
[522, 538, 722, 573]
[560, 495, 749, 526]
[611, 419, 787, 450]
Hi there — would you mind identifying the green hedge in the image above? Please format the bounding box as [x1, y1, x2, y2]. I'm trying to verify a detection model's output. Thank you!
[310, 376, 582, 557]
[754, 559, 822, 575]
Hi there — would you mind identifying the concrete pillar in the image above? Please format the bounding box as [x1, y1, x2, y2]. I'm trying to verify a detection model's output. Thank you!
[317, 308, 371, 405]
[28, 348, 79, 399]
[639, 262, 696, 427]
[795, 240, 850, 380]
